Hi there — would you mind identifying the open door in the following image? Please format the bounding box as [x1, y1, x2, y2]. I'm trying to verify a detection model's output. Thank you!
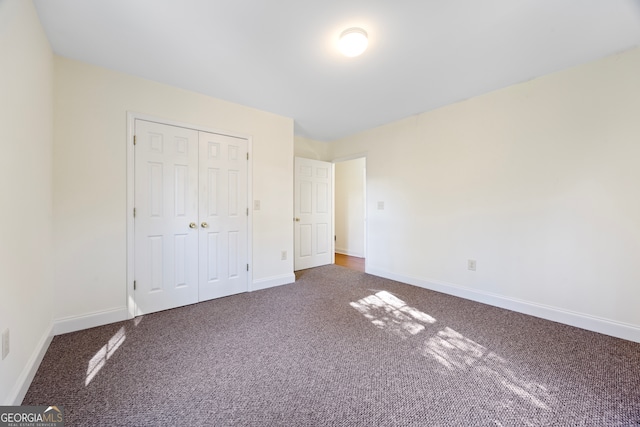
[294, 157, 333, 271]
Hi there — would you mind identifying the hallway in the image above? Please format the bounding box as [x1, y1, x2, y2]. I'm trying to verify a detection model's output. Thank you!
[334, 253, 364, 272]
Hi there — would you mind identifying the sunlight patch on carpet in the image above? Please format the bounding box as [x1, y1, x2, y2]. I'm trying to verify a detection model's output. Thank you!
[350, 290, 436, 338]
[86, 327, 126, 386]
[423, 327, 552, 412]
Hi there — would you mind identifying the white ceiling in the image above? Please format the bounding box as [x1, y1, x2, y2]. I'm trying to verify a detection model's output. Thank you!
[34, 0, 640, 141]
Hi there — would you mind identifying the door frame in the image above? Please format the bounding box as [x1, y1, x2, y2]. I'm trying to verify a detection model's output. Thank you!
[332, 153, 368, 270]
[126, 112, 253, 319]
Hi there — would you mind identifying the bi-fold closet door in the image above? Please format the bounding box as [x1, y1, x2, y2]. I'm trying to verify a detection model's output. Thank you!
[134, 119, 248, 316]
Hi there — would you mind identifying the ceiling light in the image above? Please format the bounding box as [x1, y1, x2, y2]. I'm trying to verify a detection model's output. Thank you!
[338, 27, 368, 57]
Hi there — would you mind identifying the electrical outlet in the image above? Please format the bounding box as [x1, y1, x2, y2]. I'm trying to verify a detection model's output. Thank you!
[2, 329, 9, 360]
[254, 200, 261, 211]
[281, 250, 287, 260]
[468, 259, 477, 271]
[377, 201, 385, 210]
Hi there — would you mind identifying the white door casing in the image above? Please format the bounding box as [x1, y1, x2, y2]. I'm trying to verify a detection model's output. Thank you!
[133, 118, 249, 316]
[134, 120, 200, 315]
[294, 157, 333, 271]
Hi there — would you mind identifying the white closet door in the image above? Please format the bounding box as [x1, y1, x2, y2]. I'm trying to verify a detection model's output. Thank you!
[134, 120, 199, 315]
[198, 132, 249, 301]
[134, 120, 249, 315]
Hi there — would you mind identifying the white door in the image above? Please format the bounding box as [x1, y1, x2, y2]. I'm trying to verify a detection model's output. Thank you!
[134, 120, 199, 315]
[134, 120, 249, 315]
[198, 131, 248, 301]
[294, 157, 333, 271]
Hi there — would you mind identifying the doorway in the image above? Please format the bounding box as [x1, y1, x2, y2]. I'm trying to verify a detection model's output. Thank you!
[334, 157, 366, 271]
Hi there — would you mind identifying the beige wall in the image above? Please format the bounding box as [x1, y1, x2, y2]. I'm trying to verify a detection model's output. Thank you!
[53, 57, 294, 322]
[294, 135, 330, 161]
[0, 1, 54, 404]
[328, 47, 640, 341]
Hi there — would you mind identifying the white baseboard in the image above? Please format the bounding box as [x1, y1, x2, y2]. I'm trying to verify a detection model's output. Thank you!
[335, 248, 365, 258]
[366, 267, 640, 344]
[7, 324, 53, 405]
[251, 273, 296, 292]
[53, 307, 128, 336]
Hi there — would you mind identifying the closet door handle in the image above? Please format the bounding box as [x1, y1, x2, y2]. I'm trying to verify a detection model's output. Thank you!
[189, 222, 197, 229]
[201, 222, 209, 228]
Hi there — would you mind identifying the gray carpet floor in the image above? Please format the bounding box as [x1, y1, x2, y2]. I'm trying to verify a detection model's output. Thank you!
[24, 265, 640, 426]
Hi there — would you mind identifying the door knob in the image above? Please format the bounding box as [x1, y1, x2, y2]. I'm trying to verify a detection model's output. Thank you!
[295, 218, 300, 222]
[201, 222, 209, 228]
[189, 222, 197, 229]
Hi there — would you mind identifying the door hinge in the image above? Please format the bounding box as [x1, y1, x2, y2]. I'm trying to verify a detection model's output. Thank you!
[246, 207, 249, 216]
[133, 208, 136, 217]
[246, 264, 249, 271]
[133, 135, 137, 145]
[133, 280, 136, 291]
[246, 152, 249, 160]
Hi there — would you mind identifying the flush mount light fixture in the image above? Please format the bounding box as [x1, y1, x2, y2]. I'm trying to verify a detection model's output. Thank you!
[338, 27, 368, 57]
